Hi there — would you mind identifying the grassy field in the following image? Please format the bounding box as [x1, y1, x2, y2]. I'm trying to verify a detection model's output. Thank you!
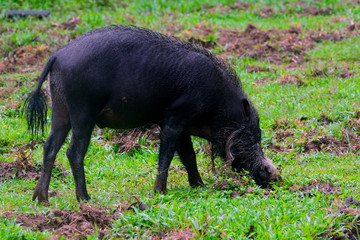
[0, 0, 360, 239]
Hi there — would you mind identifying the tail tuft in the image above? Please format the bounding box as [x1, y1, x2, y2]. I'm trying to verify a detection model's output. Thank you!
[24, 89, 48, 137]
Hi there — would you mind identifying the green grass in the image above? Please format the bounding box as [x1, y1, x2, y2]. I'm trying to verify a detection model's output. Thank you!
[1, 0, 360, 239]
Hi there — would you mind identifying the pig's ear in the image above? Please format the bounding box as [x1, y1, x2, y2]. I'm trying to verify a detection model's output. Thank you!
[242, 99, 251, 119]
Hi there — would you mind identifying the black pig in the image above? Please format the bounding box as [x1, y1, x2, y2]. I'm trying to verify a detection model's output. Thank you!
[24, 25, 277, 203]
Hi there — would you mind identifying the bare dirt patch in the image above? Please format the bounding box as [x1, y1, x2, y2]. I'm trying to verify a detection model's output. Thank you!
[310, 23, 360, 43]
[253, 74, 305, 86]
[151, 227, 195, 240]
[175, 22, 360, 68]
[174, 22, 215, 48]
[289, 181, 341, 196]
[0, 86, 20, 102]
[0, 157, 68, 182]
[246, 65, 270, 73]
[188, 37, 216, 49]
[217, 24, 312, 66]
[230, 2, 250, 11]
[0, 141, 68, 182]
[267, 115, 360, 155]
[311, 68, 328, 77]
[103, 125, 160, 153]
[271, 118, 307, 130]
[201, 4, 229, 15]
[317, 113, 333, 124]
[302, 130, 360, 154]
[253, 7, 275, 18]
[0, 141, 43, 182]
[0, 45, 51, 74]
[339, 69, 356, 78]
[345, 196, 360, 207]
[299, 7, 333, 16]
[276, 74, 305, 85]
[2, 204, 119, 240]
[321, 200, 360, 239]
[199, 2, 250, 15]
[282, 2, 333, 16]
[309, 67, 356, 79]
[51, 17, 82, 30]
[252, 76, 272, 86]
[0, 153, 39, 182]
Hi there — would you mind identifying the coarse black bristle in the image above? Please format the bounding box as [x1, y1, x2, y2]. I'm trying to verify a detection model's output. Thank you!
[24, 89, 48, 137]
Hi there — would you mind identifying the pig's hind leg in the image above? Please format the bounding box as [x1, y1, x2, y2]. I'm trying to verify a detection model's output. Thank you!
[176, 133, 204, 187]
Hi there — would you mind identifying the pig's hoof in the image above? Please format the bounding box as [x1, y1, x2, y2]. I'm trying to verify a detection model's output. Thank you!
[154, 177, 167, 194]
[76, 193, 91, 202]
[32, 187, 49, 204]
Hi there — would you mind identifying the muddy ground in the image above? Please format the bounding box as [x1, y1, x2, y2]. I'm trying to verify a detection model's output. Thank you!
[1, 15, 360, 75]
[0, 141, 68, 182]
[266, 112, 360, 155]
[102, 125, 161, 153]
[2, 203, 197, 239]
[3, 204, 118, 239]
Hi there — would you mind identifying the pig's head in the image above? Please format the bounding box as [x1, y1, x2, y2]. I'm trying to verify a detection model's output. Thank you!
[224, 99, 277, 187]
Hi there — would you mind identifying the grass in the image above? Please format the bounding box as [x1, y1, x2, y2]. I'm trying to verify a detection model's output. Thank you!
[0, 0, 360, 239]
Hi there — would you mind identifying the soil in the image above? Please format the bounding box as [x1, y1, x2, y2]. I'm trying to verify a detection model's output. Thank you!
[1, 20, 359, 75]
[253, 7, 275, 18]
[0, 86, 20, 102]
[299, 7, 333, 16]
[271, 118, 306, 130]
[104, 125, 160, 153]
[345, 196, 360, 207]
[310, 67, 356, 79]
[0, 157, 68, 182]
[151, 227, 194, 240]
[200, 2, 250, 15]
[310, 23, 360, 43]
[0, 155, 39, 182]
[267, 114, 360, 155]
[175, 21, 360, 68]
[303, 130, 360, 154]
[289, 181, 341, 196]
[230, 2, 250, 11]
[267, 143, 286, 154]
[0, 44, 51, 74]
[321, 201, 360, 239]
[311, 68, 328, 77]
[188, 36, 216, 49]
[217, 24, 312, 66]
[229, 187, 255, 198]
[176, 22, 214, 41]
[2, 204, 120, 240]
[339, 69, 355, 78]
[252, 76, 272, 86]
[246, 65, 270, 73]
[51, 17, 82, 30]
[253, 74, 306, 85]
[281, 2, 333, 16]
[0, 140, 68, 181]
[317, 113, 333, 124]
[213, 178, 249, 191]
[276, 74, 305, 85]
